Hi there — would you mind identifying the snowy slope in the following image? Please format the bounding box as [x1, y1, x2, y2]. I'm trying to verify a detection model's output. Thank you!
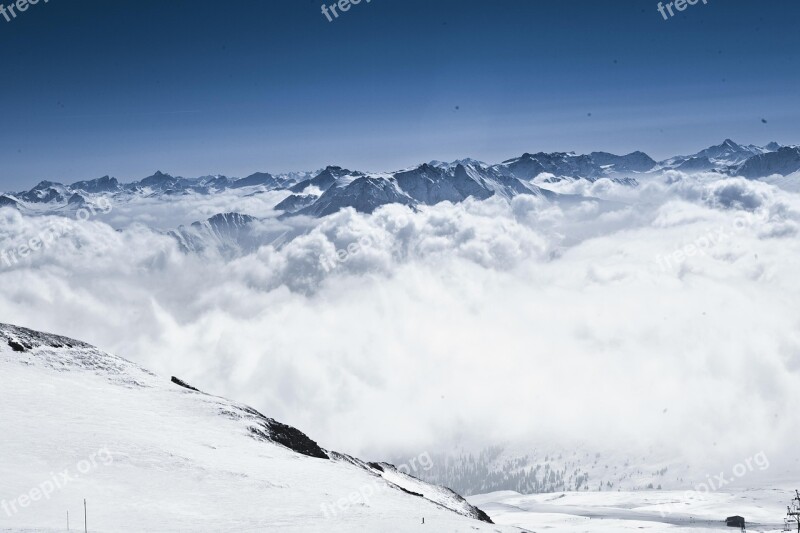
[737, 146, 800, 178]
[658, 139, 778, 171]
[169, 212, 263, 257]
[469, 489, 791, 532]
[0, 324, 511, 533]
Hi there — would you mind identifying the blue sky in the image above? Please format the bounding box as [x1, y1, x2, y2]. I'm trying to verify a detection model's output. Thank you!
[1, 0, 799, 190]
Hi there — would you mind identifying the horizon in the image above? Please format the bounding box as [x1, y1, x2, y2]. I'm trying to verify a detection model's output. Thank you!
[4, 137, 794, 190]
[2, 0, 799, 190]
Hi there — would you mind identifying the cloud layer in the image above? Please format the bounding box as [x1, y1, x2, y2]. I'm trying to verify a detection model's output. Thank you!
[1, 173, 799, 475]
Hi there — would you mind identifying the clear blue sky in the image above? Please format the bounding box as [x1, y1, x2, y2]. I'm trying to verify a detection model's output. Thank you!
[1, 0, 799, 190]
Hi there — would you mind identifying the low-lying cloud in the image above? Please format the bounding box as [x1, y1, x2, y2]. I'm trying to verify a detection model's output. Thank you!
[1, 173, 799, 475]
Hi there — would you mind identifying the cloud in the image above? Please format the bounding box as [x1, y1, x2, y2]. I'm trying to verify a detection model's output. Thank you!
[1, 172, 799, 474]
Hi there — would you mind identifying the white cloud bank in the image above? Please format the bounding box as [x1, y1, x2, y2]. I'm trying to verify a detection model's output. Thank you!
[1, 173, 799, 476]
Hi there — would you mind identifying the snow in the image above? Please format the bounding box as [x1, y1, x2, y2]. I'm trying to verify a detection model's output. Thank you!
[469, 489, 793, 532]
[0, 325, 513, 533]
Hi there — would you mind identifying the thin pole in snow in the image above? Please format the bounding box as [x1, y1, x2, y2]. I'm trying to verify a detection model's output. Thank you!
[84, 499, 87, 533]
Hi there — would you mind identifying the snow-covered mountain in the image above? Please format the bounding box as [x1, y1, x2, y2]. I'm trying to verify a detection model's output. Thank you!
[293, 175, 416, 217]
[4, 170, 305, 207]
[69, 175, 120, 194]
[0, 323, 506, 532]
[588, 151, 657, 173]
[228, 172, 280, 189]
[675, 156, 715, 172]
[17, 180, 70, 203]
[170, 212, 262, 257]
[396, 162, 540, 203]
[284, 162, 548, 218]
[2, 140, 795, 223]
[497, 152, 605, 181]
[289, 166, 360, 194]
[736, 145, 800, 178]
[692, 138, 772, 165]
[658, 139, 780, 171]
[275, 193, 318, 212]
[428, 158, 490, 171]
[0, 194, 19, 208]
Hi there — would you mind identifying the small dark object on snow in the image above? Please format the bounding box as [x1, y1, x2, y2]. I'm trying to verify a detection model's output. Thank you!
[7, 340, 27, 352]
[726, 515, 746, 530]
[398, 486, 423, 497]
[171, 376, 200, 392]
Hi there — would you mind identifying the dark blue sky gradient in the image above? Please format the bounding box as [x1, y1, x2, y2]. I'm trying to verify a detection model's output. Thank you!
[1, 0, 799, 189]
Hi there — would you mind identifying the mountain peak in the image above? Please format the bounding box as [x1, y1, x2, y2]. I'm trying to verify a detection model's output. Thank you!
[32, 180, 61, 189]
[143, 170, 173, 180]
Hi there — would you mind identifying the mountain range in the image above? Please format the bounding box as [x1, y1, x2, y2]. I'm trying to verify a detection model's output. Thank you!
[2, 140, 798, 260]
[4, 140, 797, 219]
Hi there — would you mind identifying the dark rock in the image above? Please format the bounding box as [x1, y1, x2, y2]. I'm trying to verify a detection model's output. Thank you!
[171, 376, 200, 392]
[7, 340, 27, 352]
[242, 406, 329, 460]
